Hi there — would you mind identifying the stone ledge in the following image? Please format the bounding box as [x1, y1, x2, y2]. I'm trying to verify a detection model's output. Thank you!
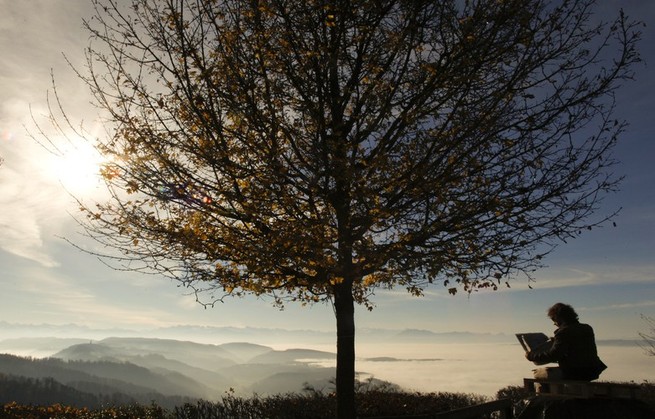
[523, 378, 641, 399]
[518, 397, 655, 419]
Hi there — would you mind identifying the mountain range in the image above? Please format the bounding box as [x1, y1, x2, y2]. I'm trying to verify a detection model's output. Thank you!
[0, 326, 513, 409]
[0, 337, 338, 408]
[0, 321, 513, 346]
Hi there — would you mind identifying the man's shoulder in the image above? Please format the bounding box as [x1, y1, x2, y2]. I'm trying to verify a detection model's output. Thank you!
[556, 322, 593, 333]
[558, 322, 594, 336]
[575, 322, 594, 332]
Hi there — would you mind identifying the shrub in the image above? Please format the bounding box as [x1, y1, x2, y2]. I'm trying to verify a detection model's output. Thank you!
[0, 402, 169, 419]
[496, 385, 532, 417]
[174, 389, 489, 418]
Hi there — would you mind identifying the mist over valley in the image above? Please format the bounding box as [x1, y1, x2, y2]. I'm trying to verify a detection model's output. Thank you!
[0, 322, 648, 407]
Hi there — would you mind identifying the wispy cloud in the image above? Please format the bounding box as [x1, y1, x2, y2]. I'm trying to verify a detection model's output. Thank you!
[369, 263, 655, 304]
[530, 264, 655, 290]
[579, 300, 655, 312]
[9, 263, 188, 328]
[0, 158, 62, 267]
[0, 0, 102, 267]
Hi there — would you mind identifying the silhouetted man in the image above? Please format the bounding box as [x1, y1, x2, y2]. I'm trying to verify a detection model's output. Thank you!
[526, 302, 607, 381]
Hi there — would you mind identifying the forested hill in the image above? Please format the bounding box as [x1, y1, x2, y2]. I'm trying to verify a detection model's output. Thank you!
[0, 373, 132, 409]
[0, 338, 338, 408]
[0, 354, 195, 409]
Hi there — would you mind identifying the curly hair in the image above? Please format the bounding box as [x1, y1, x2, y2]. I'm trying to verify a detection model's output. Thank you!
[547, 302, 579, 324]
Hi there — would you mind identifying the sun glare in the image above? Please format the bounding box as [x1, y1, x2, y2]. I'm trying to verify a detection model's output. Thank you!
[45, 137, 106, 195]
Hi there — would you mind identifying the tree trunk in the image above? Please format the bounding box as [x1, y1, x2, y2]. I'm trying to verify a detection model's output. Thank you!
[334, 281, 356, 419]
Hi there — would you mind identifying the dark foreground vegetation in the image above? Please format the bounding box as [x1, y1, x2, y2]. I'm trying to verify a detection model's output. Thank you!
[0, 389, 485, 418]
[2, 382, 654, 419]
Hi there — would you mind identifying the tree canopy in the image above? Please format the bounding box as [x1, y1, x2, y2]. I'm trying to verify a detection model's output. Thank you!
[52, 0, 641, 417]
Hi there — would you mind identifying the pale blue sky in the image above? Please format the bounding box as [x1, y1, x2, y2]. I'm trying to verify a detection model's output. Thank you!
[0, 0, 653, 342]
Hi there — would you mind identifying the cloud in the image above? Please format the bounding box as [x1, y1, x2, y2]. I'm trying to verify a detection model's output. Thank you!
[0, 0, 99, 267]
[365, 261, 655, 309]
[0, 130, 108, 267]
[579, 300, 655, 312]
[0, 159, 62, 267]
[7, 260, 187, 328]
[529, 264, 655, 290]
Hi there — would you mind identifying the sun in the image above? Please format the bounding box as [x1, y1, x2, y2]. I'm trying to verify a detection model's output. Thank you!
[44, 137, 106, 196]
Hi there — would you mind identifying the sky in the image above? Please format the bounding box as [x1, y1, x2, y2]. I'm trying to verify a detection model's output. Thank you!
[0, 0, 654, 344]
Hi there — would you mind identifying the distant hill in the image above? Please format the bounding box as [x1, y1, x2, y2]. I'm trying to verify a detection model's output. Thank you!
[249, 369, 336, 394]
[0, 321, 337, 345]
[0, 373, 104, 408]
[218, 342, 273, 362]
[0, 337, 89, 358]
[56, 338, 239, 370]
[0, 337, 339, 405]
[0, 320, 519, 346]
[0, 354, 196, 408]
[52, 342, 125, 362]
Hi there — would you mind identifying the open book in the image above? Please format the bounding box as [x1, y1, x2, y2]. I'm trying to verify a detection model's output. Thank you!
[516, 332, 554, 365]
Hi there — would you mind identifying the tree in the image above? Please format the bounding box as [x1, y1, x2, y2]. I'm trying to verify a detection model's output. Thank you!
[49, 0, 640, 417]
